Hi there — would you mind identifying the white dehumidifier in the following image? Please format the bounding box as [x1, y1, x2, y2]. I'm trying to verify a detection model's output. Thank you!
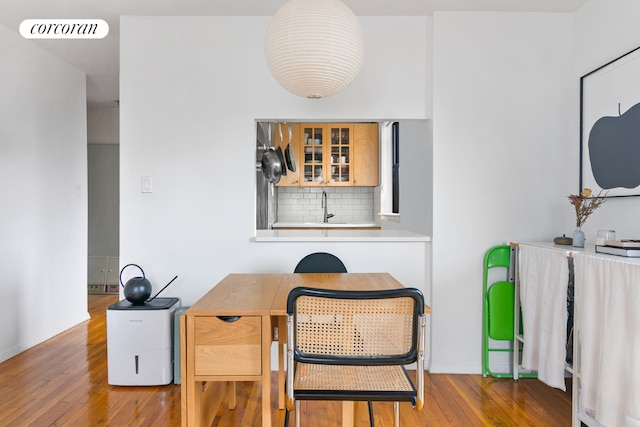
[107, 297, 180, 385]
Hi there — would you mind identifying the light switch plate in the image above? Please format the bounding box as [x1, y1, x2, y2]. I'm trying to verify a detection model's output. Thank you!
[142, 176, 153, 193]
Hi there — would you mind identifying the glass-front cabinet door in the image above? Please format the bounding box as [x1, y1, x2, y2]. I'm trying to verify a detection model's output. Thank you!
[302, 125, 325, 184]
[300, 124, 353, 186]
[328, 125, 351, 185]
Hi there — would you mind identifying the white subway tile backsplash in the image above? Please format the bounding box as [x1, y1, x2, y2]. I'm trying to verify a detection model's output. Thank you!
[277, 187, 376, 223]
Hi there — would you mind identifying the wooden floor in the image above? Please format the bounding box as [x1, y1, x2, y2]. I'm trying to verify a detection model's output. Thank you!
[0, 295, 573, 426]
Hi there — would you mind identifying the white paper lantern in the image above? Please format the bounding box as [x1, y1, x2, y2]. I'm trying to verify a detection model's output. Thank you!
[264, 0, 364, 99]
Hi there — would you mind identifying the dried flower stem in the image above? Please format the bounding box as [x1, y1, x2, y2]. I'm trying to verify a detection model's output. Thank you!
[568, 188, 607, 227]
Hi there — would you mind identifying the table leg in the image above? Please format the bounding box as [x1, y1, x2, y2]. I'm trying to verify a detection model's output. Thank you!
[180, 315, 189, 426]
[342, 402, 355, 427]
[277, 315, 287, 410]
[201, 381, 226, 427]
[262, 315, 272, 427]
[228, 381, 236, 409]
[182, 315, 225, 427]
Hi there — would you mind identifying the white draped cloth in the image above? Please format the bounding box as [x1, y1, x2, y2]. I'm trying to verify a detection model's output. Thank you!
[518, 244, 569, 391]
[573, 252, 640, 427]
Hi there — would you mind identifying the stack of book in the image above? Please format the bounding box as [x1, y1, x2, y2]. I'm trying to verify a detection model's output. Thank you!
[595, 240, 640, 257]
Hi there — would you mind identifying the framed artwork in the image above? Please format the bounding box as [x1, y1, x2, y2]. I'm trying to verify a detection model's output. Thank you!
[580, 45, 640, 197]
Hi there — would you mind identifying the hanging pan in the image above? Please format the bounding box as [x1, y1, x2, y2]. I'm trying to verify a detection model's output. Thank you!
[277, 123, 286, 176]
[285, 123, 296, 172]
[275, 146, 286, 176]
[261, 147, 282, 184]
[285, 144, 296, 173]
[260, 122, 282, 184]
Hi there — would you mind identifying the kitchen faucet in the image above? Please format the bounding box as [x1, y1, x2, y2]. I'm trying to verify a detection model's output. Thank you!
[322, 190, 334, 223]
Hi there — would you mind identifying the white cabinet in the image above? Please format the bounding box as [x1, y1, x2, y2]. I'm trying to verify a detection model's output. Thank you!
[88, 257, 108, 285]
[513, 242, 640, 427]
[106, 257, 119, 289]
[88, 256, 119, 294]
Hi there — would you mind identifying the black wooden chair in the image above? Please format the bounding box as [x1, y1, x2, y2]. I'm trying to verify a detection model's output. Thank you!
[284, 287, 426, 427]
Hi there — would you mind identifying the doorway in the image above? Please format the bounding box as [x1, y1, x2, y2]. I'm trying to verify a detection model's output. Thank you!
[87, 106, 120, 295]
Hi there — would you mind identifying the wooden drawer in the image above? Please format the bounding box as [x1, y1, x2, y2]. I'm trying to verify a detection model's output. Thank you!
[193, 315, 262, 376]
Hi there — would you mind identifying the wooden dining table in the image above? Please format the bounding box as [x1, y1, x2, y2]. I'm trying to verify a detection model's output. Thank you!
[180, 272, 431, 427]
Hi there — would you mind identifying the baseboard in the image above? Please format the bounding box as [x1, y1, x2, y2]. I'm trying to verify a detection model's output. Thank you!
[428, 363, 482, 374]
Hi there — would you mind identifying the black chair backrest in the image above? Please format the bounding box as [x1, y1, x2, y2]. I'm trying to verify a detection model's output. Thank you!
[294, 252, 347, 273]
[286, 286, 425, 365]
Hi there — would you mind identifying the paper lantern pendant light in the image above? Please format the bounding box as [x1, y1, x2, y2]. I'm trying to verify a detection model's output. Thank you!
[264, 0, 364, 99]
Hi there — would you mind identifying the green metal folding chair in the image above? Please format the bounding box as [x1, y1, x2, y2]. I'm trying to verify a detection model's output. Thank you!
[482, 245, 536, 379]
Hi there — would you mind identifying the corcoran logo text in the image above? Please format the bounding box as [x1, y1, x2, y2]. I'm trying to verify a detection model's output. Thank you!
[20, 19, 109, 39]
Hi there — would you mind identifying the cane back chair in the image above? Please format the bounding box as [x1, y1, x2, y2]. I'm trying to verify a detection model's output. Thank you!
[285, 287, 426, 427]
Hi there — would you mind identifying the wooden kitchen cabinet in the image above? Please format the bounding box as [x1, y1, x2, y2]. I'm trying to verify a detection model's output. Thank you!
[294, 123, 378, 187]
[353, 123, 379, 186]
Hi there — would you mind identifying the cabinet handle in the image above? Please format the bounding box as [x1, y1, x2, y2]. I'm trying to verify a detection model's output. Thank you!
[217, 315, 241, 322]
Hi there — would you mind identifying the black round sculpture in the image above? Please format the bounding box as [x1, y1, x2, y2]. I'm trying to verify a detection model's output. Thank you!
[119, 264, 152, 305]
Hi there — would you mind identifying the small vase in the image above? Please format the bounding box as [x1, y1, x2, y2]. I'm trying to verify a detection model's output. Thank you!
[572, 226, 585, 248]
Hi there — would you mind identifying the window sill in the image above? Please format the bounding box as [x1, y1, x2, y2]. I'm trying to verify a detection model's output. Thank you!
[378, 213, 400, 223]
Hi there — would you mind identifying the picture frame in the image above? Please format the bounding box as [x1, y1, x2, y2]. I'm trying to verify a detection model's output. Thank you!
[580, 45, 640, 197]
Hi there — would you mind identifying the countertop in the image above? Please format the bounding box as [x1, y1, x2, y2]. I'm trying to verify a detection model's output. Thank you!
[517, 241, 640, 265]
[272, 221, 380, 229]
[254, 229, 431, 242]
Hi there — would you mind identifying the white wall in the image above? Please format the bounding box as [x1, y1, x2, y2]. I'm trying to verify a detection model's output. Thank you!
[0, 25, 88, 362]
[431, 12, 573, 372]
[570, 0, 640, 239]
[430, 4, 640, 373]
[119, 16, 431, 305]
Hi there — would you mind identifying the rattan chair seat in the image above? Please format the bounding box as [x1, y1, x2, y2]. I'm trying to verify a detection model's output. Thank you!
[294, 363, 414, 392]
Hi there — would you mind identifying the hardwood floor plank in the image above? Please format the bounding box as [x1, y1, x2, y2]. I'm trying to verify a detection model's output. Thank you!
[450, 374, 513, 426]
[0, 295, 573, 426]
[428, 374, 478, 426]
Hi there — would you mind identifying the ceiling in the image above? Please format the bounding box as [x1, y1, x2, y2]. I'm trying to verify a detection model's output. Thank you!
[0, 0, 588, 107]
